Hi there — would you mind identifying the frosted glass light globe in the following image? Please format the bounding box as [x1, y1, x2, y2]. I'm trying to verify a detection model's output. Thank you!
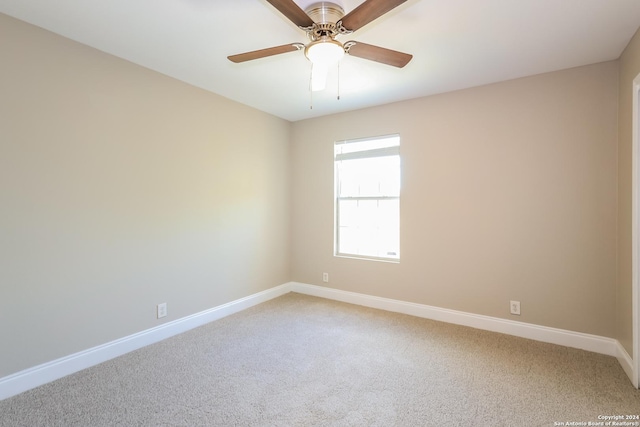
[305, 38, 344, 65]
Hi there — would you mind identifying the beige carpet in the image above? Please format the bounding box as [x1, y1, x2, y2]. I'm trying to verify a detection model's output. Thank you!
[1, 293, 639, 426]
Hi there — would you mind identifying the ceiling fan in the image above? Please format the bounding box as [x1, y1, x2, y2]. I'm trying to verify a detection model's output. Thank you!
[228, 0, 413, 90]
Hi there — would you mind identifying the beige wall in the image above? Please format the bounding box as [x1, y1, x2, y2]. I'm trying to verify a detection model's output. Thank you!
[292, 62, 619, 338]
[0, 14, 291, 378]
[617, 28, 640, 355]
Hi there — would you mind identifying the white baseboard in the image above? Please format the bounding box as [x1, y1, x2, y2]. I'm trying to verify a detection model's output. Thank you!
[616, 342, 636, 388]
[0, 283, 291, 401]
[289, 282, 620, 357]
[1, 281, 634, 401]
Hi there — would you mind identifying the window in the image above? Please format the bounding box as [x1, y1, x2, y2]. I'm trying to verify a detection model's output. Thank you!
[334, 135, 400, 261]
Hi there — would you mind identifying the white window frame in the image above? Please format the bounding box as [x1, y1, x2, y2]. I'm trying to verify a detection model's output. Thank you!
[334, 134, 400, 262]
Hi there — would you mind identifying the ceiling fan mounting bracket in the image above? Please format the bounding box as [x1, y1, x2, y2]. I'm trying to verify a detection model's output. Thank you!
[335, 21, 354, 35]
[343, 41, 357, 53]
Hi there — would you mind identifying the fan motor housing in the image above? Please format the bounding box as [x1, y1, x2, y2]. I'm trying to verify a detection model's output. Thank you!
[305, 2, 346, 41]
[305, 2, 345, 24]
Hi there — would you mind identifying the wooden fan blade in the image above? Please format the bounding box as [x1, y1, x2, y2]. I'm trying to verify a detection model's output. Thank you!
[228, 44, 302, 63]
[346, 41, 412, 68]
[265, 0, 314, 28]
[339, 0, 408, 32]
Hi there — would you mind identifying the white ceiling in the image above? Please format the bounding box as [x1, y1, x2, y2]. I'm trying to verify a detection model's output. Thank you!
[1, 0, 639, 122]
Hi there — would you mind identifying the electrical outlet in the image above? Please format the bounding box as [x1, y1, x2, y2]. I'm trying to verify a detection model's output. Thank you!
[322, 272, 329, 283]
[157, 303, 167, 319]
[510, 300, 521, 316]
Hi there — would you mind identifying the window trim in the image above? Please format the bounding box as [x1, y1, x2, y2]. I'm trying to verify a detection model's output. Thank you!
[334, 134, 401, 263]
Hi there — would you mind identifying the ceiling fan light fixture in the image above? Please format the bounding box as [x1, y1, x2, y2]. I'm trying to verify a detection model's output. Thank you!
[305, 37, 344, 66]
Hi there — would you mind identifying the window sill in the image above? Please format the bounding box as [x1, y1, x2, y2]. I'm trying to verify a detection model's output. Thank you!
[334, 253, 400, 264]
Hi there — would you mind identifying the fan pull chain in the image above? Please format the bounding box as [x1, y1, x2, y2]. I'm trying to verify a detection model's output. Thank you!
[337, 62, 341, 101]
[309, 64, 313, 110]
